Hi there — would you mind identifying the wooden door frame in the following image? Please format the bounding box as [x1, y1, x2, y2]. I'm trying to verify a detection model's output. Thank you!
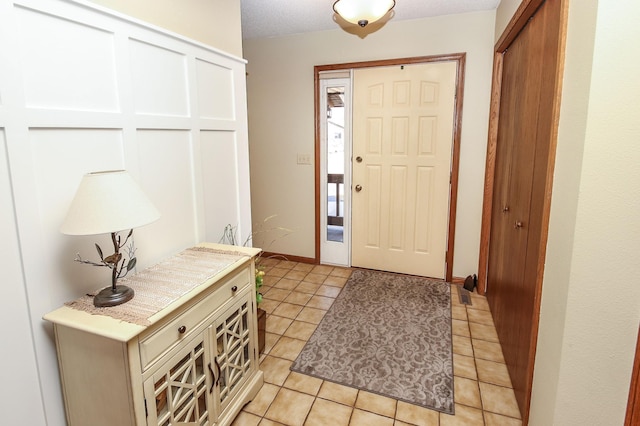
[314, 53, 466, 282]
[626, 326, 640, 425]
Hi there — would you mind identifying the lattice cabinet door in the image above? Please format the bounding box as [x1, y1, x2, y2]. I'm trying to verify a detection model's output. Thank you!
[212, 290, 255, 415]
[143, 331, 214, 426]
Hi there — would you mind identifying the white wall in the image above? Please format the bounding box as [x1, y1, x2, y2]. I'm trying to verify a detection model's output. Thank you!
[87, 0, 243, 57]
[0, 134, 47, 424]
[0, 2, 48, 423]
[0, 0, 247, 424]
[530, 0, 640, 424]
[244, 11, 495, 277]
[494, 0, 522, 40]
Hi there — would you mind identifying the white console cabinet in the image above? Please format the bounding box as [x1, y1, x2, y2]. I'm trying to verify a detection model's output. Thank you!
[44, 243, 263, 426]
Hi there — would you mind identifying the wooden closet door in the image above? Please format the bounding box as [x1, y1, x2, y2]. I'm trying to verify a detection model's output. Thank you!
[488, 5, 544, 399]
[486, 0, 565, 422]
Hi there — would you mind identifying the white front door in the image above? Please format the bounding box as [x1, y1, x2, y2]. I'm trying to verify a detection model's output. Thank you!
[351, 62, 457, 278]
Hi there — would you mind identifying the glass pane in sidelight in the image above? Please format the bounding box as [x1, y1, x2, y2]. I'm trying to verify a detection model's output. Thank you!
[326, 86, 345, 243]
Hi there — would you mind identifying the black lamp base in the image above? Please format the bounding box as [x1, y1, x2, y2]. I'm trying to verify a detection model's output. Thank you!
[93, 285, 135, 307]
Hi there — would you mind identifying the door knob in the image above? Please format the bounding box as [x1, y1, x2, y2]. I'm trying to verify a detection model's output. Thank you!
[355, 184, 362, 192]
[356, 156, 363, 163]
[514, 221, 523, 229]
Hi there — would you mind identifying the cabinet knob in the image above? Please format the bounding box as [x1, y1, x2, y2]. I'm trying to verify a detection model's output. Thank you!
[178, 325, 187, 334]
[503, 205, 510, 213]
[514, 221, 524, 229]
[231, 285, 238, 292]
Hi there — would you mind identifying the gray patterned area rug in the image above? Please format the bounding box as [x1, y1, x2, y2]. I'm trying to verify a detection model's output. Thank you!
[291, 269, 454, 414]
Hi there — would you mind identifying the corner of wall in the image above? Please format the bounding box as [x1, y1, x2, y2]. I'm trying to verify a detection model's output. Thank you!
[494, 0, 523, 41]
[528, 0, 598, 423]
[531, 0, 640, 424]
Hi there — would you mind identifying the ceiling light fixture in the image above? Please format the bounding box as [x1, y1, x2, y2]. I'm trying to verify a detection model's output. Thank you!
[333, 0, 396, 27]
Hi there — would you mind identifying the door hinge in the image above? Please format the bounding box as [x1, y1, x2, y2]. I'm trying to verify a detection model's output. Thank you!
[144, 398, 148, 417]
[449, 171, 452, 184]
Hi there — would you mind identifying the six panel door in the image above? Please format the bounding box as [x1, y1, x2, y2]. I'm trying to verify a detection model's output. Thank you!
[351, 62, 457, 278]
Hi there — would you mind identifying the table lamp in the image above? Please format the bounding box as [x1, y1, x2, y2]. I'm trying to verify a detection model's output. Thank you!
[60, 170, 160, 307]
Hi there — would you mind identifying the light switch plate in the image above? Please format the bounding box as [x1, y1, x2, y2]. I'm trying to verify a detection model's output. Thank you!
[297, 153, 312, 165]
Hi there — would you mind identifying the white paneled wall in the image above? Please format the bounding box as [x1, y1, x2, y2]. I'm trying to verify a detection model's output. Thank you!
[201, 131, 242, 242]
[17, 6, 121, 112]
[135, 129, 197, 263]
[197, 59, 236, 120]
[130, 39, 190, 116]
[0, 0, 251, 424]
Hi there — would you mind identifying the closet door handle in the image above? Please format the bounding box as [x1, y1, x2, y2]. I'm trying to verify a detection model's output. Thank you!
[514, 221, 524, 229]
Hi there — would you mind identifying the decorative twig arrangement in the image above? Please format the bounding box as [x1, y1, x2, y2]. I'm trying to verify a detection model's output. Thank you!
[220, 215, 292, 305]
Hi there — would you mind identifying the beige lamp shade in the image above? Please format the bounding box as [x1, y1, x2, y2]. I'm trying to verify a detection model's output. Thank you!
[60, 170, 160, 236]
[333, 0, 395, 27]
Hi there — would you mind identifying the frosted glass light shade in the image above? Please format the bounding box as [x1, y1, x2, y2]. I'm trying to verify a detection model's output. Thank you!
[333, 0, 395, 27]
[60, 170, 160, 235]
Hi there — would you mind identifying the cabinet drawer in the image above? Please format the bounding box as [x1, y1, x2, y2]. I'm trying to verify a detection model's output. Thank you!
[139, 267, 250, 369]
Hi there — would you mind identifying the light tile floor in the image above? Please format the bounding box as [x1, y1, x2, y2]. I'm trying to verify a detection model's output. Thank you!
[232, 259, 522, 426]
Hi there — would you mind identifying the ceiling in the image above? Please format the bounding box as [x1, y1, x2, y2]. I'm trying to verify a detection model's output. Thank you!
[241, 0, 501, 40]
